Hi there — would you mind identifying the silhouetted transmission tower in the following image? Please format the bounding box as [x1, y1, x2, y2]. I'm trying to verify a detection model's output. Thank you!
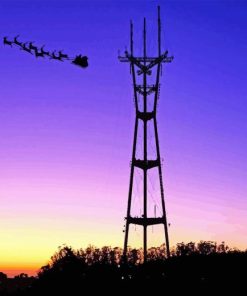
[119, 6, 173, 261]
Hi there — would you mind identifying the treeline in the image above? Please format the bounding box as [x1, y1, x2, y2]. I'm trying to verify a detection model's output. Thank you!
[39, 240, 238, 268]
[1, 241, 247, 295]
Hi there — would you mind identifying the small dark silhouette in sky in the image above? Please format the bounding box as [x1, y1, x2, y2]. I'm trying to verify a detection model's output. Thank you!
[20, 42, 33, 54]
[2, 35, 89, 69]
[50, 51, 64, 61]
[13, 35, 22, 46]
[58, 50, 69, 59]
[3, 36, 13, 47]
[29, 42, 38, 52]
[40, 45, 50, 56]
[72, 55, 88, 68]
[34, 49, 45, 58]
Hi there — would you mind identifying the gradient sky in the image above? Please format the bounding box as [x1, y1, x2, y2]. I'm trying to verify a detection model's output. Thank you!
[0, 0, 247, 277]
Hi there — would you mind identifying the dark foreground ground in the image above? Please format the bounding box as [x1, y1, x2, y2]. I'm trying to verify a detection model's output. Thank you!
[1, 243, 246, 295]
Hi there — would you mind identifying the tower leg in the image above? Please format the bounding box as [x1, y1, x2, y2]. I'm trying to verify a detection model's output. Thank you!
[143, 225, 147, 262]
[123, 223, 130, 259]
[123, 117, 139, 259]
[154, 117, 170, 257]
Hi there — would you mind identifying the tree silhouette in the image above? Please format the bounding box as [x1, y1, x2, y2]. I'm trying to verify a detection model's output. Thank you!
[0, 272, 7, 282]
[1, 242, 247, 295]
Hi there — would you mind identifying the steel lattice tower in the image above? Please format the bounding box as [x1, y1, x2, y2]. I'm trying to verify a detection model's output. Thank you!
[119, 6, 173, 261]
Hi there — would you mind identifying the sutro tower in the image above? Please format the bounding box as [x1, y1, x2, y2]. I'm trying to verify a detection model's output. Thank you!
[119, 6, 173, 261]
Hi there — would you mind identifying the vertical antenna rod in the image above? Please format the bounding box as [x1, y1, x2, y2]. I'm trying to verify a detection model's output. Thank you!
[143, 17, 148, 262]
[158, 5, 161, 56]
[143, 17, 147, 60]
[130, 20, 133, 56]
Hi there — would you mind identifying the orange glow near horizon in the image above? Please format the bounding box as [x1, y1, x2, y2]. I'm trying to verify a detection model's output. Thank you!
[1, 220, 246, 278]
[0, 265, 41, 278]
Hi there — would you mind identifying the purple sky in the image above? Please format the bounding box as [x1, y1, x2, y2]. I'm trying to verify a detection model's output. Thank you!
[0, 0, 247, 276]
